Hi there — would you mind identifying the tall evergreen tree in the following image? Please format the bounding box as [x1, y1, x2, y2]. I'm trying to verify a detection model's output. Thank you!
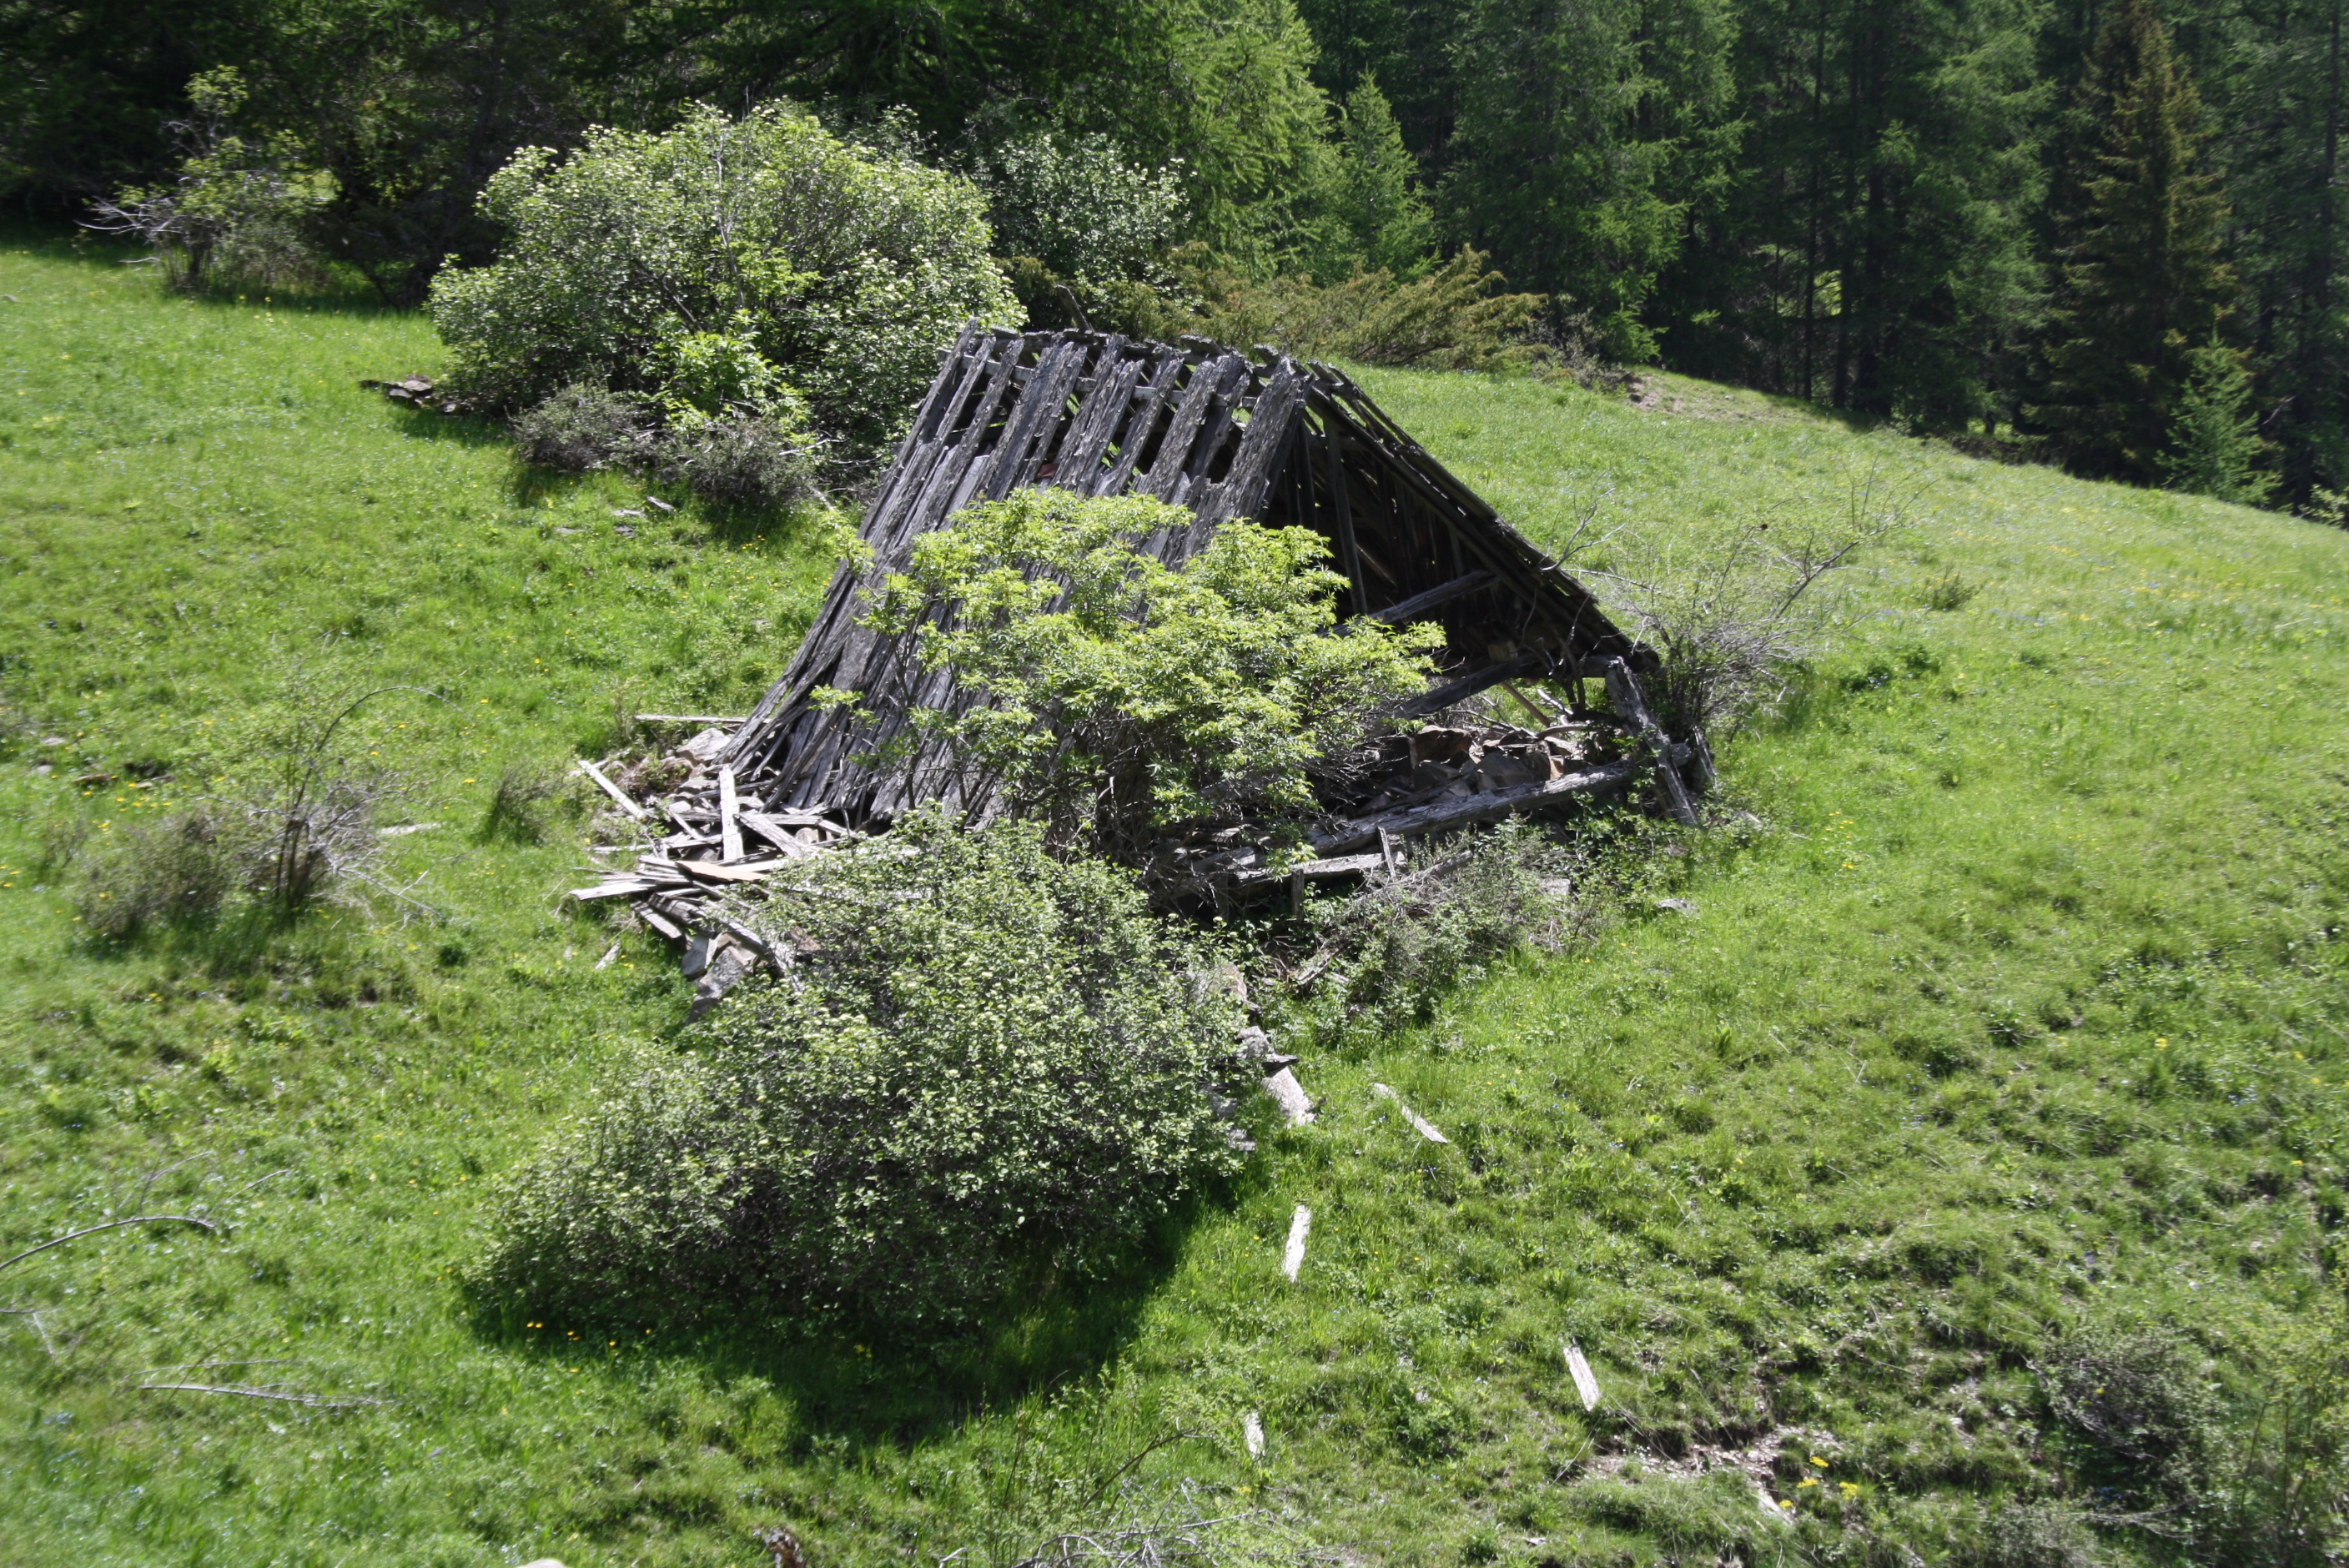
[1657, 0, 2050, 428]
[2193, 0, 2349, 494]
[2033, 0, 2239, 481]
[2160, 335, 2276, 500]
[1445, 0, 1736, 359]
[1330, 75, 1437, 277]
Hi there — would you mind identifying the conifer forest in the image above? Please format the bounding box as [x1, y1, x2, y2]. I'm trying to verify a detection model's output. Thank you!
[7, 0, 2344, 502]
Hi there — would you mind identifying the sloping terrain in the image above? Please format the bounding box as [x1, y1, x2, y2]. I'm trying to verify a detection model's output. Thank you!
[1, 235, 2343, 1567]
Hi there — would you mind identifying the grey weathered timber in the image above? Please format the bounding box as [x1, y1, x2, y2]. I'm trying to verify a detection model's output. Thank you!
[1598, 656, 1699, 827]
[723, 327, 1654, 831]
[1309, 760, 1643, 855]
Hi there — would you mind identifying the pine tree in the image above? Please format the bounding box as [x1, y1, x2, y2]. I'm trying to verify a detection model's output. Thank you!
[2160, 336, 2276, 503]
[2034, 0, 2239, 483]
[1333, 76, 1436, 279]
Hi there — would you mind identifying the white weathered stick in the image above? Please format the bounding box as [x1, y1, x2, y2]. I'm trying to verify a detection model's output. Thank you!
[1283, 1205, 1311, 1281]
[718, 766, 744, 862]
[1371, 1083, 1450, 1144]
[593, 940, 622, 970]
[1265, 1068, 1316, 1126]
[138, 1382, 383, 1409]
[1564, 1341, 1602, 1410]
[1242, 1411, 1265, 1460]
[576, 758, 646, 820]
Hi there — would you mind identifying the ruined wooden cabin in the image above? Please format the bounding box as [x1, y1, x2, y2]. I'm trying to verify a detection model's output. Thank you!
[720, 324, 1699, 847]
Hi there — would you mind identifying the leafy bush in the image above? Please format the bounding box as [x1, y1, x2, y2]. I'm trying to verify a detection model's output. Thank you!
[857, 490, 1437, 858]
[86, 68, 334, 294]
[982, 130, 1187, 291]
[2034, 1308, 2349, 1565]
[429, 101, 1016, 454]
[2038, 1319, 2221, 1506]
[656, 410, 817, 509]
[473, 816, 1252, 1326]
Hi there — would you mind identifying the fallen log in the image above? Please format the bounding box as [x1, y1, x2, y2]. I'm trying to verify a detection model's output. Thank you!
[1311, 760, 1641, 856]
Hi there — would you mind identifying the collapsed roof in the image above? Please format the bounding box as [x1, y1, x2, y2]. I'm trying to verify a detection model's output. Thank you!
[722, 325, 1667, 828]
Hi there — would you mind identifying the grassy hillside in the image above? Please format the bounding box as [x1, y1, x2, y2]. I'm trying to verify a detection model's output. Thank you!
[2, 232, 2344, 1568]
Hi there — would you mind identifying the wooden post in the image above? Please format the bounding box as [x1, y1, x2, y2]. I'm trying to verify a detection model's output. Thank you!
[1324, 430, 1368, 612]
[1598, 658, 1698, 827]
[717, 766, 744, 862]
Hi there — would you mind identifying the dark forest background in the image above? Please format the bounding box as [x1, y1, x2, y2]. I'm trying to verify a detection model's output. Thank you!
[3, 0, 2341, 502]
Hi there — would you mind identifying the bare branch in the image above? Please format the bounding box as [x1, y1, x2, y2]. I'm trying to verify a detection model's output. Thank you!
[0, 1214, 219, 1274]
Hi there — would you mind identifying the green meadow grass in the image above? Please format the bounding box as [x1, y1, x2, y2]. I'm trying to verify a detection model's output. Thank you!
[2, 232, 2345, 1567]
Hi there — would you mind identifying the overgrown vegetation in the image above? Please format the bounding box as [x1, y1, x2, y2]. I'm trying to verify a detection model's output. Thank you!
[475, 815, 1252, 1327]
[53, 673, 435, 937]
[860, 490, 1438, 860]
[80, 67, 334, 296]
[1182, 249, 1548, 374]
[429, 102, 1014, 462]
[1290, 817, 1589, 1043]
[3, 244, 2347, 1567]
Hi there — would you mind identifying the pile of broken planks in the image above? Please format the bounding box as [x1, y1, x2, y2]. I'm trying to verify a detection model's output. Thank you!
[1162, 655, 1708, 908]
[566, 721, 858, 1015]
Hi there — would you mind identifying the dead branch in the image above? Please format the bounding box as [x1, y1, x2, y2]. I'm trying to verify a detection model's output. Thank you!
[0, 1214, 219, 1273]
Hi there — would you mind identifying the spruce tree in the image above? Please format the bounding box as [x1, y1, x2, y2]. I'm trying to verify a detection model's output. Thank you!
[2034, 0, 2239, 483]
[1335, 77, 1436, 279]
[2160, 337, 2276, 503]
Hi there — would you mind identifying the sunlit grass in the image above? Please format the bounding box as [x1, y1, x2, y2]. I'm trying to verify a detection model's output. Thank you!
[2, 234, 2345, 1566]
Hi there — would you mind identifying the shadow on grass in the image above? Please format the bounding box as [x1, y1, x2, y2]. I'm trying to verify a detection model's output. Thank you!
[0, 222, 417, 321]
[463, 1166, 1260, 1448]
[380, 401, 510, 451]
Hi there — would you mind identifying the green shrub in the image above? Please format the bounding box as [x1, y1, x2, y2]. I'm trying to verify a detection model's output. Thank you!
[473, 816, 1252, 1327]
[1295, 819, 1574, 1040]
[86, 68, 334, 294]
[509, 384, 655, 474]
[2038, 1319, 2221, 1506]
[981, 130, 1187, 292]
[656, 410, 817, 509]
[858, 490, 1436, 860]
[428, 101, 1017, 454]
[72, 808, 239, 938]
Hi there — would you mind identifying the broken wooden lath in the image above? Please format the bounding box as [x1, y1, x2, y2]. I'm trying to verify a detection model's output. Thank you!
[724, 325, 1646, 827]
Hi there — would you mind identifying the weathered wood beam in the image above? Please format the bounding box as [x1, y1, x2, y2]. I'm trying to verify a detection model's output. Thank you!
[1310, 760, 1641, 855]
[1396, 648, 1552, 718]
[1365, 570, 1496, 626]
